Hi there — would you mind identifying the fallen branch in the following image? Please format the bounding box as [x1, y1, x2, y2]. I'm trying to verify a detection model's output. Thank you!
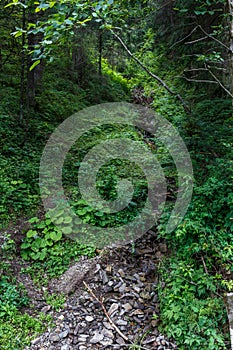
[111, 30, 191, 114]
[83, 281, 129, 342]
[184, 68, 208, 72]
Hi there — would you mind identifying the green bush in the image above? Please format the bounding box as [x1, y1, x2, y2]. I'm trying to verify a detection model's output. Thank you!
[21, 214, 96, 279]
[159, 260, 228, 350]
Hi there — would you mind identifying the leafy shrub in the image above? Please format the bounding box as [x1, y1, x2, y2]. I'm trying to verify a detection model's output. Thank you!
[0, 276, 29, 318]
[0, 311, 51, 350]
[21, 215, 96, 278]
[159, 260, 228, 350]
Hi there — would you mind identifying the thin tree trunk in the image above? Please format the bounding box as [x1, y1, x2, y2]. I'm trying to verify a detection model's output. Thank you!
[20, 5, 26, 124]
[228, 0, 233, 103]
[27, 9, 45, 109]
[71, 27, 88, 84]
[98, 29, 103, 76]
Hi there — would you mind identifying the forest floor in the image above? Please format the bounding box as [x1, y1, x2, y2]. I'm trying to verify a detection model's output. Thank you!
[3, 219, 178, 350]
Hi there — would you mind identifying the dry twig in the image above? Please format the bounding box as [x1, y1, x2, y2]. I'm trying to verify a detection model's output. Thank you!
[83, 281, 129, 342]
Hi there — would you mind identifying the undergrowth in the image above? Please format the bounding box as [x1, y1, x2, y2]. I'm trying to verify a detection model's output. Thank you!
[0, 37, 232, 350]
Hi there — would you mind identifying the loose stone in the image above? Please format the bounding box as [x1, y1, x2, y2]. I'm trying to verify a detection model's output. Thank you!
[85, 316, 94, 322]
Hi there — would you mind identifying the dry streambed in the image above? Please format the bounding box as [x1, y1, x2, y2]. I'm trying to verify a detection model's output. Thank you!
[25, 230, 177, 350]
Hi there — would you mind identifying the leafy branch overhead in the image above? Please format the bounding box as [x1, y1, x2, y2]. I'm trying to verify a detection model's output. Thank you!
[6, 0, 191, 111]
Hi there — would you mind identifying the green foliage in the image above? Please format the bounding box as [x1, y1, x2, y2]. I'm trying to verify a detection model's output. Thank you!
[0, 176, 37, 223]
[63, 124, 149, 232]
[1, 234, 16, 258]
[43, 291, 66, 311]
[0, 0, 232, 348]
[0, 311, 52, 350]
[156, 94, 232, 349]
[0, 273, 49, 350]
[0, 276, 29, 317]
[158, 260, 228, 350]
[20, 214, 96, 279]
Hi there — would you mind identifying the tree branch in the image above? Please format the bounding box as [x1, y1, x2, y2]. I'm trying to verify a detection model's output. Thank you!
[206, 63, 233, 97]
[178, 76, 218, 84]
[185, 36, 208, 45]
[83, 281, 129, 342]
[198, 25, 229, 50]
[170, 25, 199, 48]
[111, 30, 191, 113]
[171, 24, 228, 50]
[184, 68, 208, 72]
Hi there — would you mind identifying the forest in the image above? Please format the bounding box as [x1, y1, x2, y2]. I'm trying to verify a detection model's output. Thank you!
[0, 0, 233, 349]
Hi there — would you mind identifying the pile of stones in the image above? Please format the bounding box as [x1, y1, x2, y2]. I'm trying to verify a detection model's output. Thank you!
[25, 230, 177, 350]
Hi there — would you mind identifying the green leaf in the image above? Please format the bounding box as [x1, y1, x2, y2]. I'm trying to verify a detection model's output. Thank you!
[26, 230, 37, 238]
[21, 242, 30, 249]
[63, 216, 72, 224]
[28, 217, 40, 224]
[77, 208, 88, 216]
[63, 226, 72, 235]
[54, 217, 64, 224]
[14, 31, 23, 38]
[95, 211, 104, 217]
[39, 248, 47, 260]
[49, 231, 62, 241]
[65, 19, 73, 25]
[30, 60, 40, 71]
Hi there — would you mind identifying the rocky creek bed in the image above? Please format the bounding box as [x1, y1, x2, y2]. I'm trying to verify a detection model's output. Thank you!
[24, 230, 177, 350]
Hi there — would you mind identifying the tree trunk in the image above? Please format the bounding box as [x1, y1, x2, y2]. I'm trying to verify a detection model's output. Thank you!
[98, 29, 103, 76]
[72, 28, 87, 84]
[228, 0, 233, 102]
[27, 9, 45, 108]
[19, 5, 26, 123]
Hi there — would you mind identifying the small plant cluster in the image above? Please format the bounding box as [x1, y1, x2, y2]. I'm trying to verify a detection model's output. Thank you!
[20, 214, 96, 279]
[0, 175, 38, 227]
[0, 275, 29, 318]
[44, 291, 66, 312]
[0, 273, 50, 350]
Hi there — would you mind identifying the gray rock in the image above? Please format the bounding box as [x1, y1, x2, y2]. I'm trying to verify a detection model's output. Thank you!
[100, 338, 114, 346]
[41, 305, 51, 313]
[102, 328, 114, 339]
[60, 344, 69, 350]
[122, 303, 133, 312]
[85, 315, 94, 322]
[115, 319, 127, 326]
[116, 336, 126, 345]
[100, 270, 109, 284]
[108, 303, 119, 316]
[103, 321, 114, 330]
[118, 283, 127, 293]
[59, 330, 69, 339]
[90, 331, 104, 344]
[31, 337, 41, 345]
[49, 333, 60, 342]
